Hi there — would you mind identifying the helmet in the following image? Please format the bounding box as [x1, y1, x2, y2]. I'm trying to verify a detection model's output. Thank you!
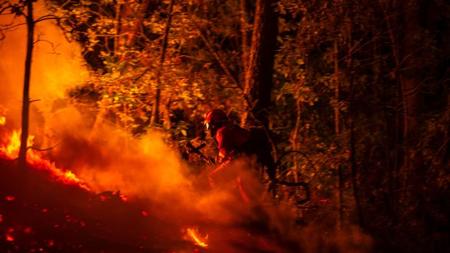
[204, 109, 228, 130]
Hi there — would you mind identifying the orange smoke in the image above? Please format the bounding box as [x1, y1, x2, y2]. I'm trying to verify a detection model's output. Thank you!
[0, 0, 88, 128]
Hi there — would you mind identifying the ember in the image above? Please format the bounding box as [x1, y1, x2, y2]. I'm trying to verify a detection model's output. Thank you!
[23, 227, 32, 234]
[5, 195, 15, 201]
[5, 234, 14, 242]
[186, 227, 208, 248]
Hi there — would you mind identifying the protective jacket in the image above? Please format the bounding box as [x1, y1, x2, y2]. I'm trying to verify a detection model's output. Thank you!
[214, 123, 276, 180]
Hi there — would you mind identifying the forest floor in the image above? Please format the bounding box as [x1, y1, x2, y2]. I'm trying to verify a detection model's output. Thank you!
[0, 157, 312, 253]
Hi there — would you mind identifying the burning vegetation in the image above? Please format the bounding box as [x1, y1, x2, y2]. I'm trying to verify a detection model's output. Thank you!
[1, 0, 449, 252]
[0, 126, 88, 190]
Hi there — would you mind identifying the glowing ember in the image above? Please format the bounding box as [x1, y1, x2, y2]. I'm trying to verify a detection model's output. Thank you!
[23, 227, 32, 234]
[186, 227, 208, 248]
[0, 116, 5, 126]
[119, 193, 128, 202]
[6, 234, 14, 242]
[5, 195, 15, 201]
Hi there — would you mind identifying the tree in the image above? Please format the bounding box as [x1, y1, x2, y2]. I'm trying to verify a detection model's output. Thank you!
[150, 0, 175, 126]
[241, 0, 278, 128]
[0, 0, 59, 169]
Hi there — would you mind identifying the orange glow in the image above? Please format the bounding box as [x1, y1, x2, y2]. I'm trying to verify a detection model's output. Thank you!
[0, 116, 5, 126]
[186, 227, 208, 248]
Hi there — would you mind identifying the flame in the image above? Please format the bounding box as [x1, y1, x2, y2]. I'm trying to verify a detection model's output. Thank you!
[0, 128, 89, 190]
[186, 227, 208, 248]
[0, 116, 5, 126]
[1, 131, 21, 157]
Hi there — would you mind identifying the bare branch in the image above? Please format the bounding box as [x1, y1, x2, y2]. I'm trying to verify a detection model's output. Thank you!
[35, 14, 59, 23]
[0, 21, 26, 32]
[0, 2, 12, 15]
[33, 33, 61, 55]
[28, 143, 60, 152]
[29, 99, 41, 103]
[190, 17, 242, 90]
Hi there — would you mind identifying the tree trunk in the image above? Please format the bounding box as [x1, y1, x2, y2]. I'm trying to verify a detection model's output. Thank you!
[398, 0, 423, 218]
[239, 0, 249, 85]
[114, 2, 122, 55]
[333, 40, 344, 228]
[150, 0, 174, 126]
[126, 0, 151, 47]
[289, 80, 304, 182]
[241, 0, 278, 127]
[347, 40, 365, 228]
[18, 0, 35, 170]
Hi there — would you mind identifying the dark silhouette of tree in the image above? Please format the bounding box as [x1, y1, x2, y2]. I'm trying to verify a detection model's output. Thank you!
[241, 0, 278, 128]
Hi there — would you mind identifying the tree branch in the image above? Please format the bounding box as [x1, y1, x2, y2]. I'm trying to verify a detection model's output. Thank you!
[190, 17, 242, 90]
[35, 14, 59, 23]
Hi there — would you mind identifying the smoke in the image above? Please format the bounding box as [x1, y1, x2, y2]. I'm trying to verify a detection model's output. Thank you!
[44, 117, 373, 252]
[0, 0, 88, 128]
[47, 116, 254, 225]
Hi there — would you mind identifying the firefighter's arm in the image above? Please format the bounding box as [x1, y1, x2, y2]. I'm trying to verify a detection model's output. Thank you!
[215, 128, 235, 162]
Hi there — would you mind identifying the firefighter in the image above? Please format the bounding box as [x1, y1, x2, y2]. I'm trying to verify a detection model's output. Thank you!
[204, 109, 276, 202]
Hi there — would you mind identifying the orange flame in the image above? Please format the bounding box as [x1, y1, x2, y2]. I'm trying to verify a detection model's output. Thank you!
[0, 116, 5, 126]
[0, 131, 21, 157]
[186, 227, 208, 248]
[0, 128, 89, 190]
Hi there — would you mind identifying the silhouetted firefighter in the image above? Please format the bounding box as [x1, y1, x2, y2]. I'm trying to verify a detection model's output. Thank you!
[204, 109, 276, 182]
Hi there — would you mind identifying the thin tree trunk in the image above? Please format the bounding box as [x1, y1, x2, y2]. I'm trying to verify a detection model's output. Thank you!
[239, 0, 249, 85]
[334, 40, 344, 228]
[290, 85, 303, 182]
[379, 0, 402, 216]
[398, 0, 422, 218]
[114, 2, 122, 55]
[382, 0, 421, 212]
[150, 0, 174, 126]
[18, 0, 35, 170]
[347, 38, 365, 228]
[126, 0, 151, 47]
[350, 104, 364, 227]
